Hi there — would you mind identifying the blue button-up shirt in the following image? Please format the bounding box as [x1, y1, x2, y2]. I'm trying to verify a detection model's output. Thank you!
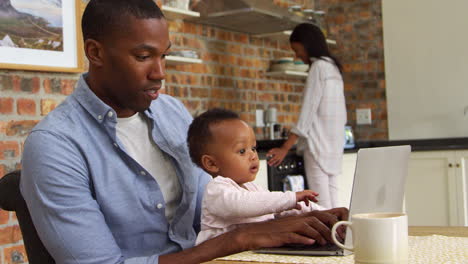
[20, 75, 211, 264]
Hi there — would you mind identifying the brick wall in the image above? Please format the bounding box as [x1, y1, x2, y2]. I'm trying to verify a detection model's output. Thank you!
[316, 0, 388, 140]
[0, 0, 386, 262]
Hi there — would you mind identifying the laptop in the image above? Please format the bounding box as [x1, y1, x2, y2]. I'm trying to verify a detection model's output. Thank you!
[254, 145, 411, 256]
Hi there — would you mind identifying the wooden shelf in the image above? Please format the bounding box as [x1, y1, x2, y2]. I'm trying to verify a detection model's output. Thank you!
[265, 70, 308, 78]
[166, 55, 202, 65]
[254, 30, 337, 45]
[254, 30, 293, 41]
[161, 6, 200, 20]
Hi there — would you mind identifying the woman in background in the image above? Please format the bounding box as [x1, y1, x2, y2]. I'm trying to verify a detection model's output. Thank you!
[267, 23, 347, 209]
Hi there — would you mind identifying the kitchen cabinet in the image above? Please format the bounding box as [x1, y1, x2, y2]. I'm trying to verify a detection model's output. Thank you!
[340, 149, 468, 227]
[405, 150, 467, 226]
[253, 159, 269, 191]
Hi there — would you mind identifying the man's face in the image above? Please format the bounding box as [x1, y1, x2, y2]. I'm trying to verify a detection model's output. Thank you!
[96, 16, 170, 117]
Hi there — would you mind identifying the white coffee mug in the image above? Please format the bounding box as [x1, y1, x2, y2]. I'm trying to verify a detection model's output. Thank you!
[331, 212, 408, 264]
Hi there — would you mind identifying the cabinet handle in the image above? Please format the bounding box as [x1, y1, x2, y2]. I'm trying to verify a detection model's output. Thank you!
[456, 163, 460, 168]
[448, 163, 453, 168]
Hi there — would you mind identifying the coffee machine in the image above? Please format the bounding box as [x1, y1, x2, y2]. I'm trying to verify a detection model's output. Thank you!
[264, 107, 277, 140]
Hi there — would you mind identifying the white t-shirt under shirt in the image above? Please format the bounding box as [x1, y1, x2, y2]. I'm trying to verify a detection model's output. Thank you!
[116, 112, 181, 222]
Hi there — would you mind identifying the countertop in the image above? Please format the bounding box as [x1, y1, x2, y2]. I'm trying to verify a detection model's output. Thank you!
[256, 137, 468, 153]
[204, 226, 468, 264]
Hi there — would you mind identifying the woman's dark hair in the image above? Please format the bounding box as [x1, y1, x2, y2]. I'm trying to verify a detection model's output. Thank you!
[82, 0, 165, 41]
[187, 108, 240, 168]
[290, 23, 343, 73]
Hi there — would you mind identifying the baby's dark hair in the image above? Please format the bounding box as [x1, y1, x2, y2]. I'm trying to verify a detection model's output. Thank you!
[187, 108, 240, 168]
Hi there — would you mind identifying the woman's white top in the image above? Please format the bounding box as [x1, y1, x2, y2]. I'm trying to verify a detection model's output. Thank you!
[291, 57, 347, 175]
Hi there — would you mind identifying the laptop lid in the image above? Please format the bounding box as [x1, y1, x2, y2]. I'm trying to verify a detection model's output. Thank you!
[343, 145, 411, 252]
[255, 145, 411, 256]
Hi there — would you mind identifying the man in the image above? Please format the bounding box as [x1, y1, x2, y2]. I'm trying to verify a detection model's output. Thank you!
[20, 0, 348, 263]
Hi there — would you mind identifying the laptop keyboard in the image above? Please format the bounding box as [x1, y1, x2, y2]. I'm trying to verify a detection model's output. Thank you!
[281, 243, 341, 251]
[262, 242, 342, 252]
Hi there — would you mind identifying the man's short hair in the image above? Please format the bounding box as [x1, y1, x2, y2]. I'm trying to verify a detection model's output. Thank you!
[187, 108, 240, 168]
[82, 0, 165, 41]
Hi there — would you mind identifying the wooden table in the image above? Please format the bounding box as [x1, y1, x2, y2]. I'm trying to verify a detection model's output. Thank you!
[204, 226, 468, 264]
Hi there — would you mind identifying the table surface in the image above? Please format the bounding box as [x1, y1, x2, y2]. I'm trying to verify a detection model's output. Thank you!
[204, 226, 468, 264]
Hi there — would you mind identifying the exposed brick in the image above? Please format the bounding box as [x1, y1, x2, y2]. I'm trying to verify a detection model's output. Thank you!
[0, 98, 14, 114]
[20, 77, 40, 93]
[11, 76, 20, 92]
[41, 99, 57, 116]
[168, 20, 183, 32]
[6, 120, 38, 137]
[0, 141, 19, 159]
[190, 87, 209, 98]
[16, 98, 36, 116]
[11, 211, 17, 221]
[1, 75, 13, 91]
[3, 244, 28, 264]
[43, 78, 51, 93]
[43, 78, 62, 94]
[61, 79, 77, 95]
[0, 225, 22, 245]
[232, 33, 249, 44]
[0, 164, 5, 177]
[0, 211, 9, 225]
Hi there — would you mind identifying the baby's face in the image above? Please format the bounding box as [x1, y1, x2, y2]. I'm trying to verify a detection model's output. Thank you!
[207, 119, 259, 185]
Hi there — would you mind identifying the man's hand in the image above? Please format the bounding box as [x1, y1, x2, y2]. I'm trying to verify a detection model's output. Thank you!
[233, 207, 349, 250]
[160, 207, 349, 264]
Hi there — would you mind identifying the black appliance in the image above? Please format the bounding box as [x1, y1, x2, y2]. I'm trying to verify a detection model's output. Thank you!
[267, 151, 308, 191]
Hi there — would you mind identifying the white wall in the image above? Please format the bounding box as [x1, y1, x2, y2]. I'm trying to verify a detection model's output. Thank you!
[382, 0, 468, 140]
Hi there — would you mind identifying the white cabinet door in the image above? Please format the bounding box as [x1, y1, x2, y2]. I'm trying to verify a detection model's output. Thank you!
[454, 150, 468, 226]
[253, 159, 269, 191]
[405, 151, 458, 226]
[337, 153, 357, 208]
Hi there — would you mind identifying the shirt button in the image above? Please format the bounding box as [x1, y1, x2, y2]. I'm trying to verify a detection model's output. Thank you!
[157, 203, 163, 209]
[140, 171, 146, 176]
[108, 112, 114, 118]
[97, 115, 103, 120]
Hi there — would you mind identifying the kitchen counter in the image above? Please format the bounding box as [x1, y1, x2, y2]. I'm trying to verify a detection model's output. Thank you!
[204, 226, 468, 264]
[257, 137, 468, 153]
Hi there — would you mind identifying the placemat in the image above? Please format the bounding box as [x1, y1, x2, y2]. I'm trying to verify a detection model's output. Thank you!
[216, 235, 468, 264]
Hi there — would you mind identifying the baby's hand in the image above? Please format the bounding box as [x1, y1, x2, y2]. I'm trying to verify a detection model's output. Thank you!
[295, 190, 319, 209]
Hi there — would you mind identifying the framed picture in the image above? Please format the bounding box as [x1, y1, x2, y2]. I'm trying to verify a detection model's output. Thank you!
[0, 0, 85, 72]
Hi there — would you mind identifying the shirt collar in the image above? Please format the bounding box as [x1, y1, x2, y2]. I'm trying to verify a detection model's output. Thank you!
[73, 74, 116, 124]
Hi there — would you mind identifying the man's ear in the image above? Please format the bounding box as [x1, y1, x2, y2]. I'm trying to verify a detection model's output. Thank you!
[201, 154, 219, 175]
[84, 39, 104, 67]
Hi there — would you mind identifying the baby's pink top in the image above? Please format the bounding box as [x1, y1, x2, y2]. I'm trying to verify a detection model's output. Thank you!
[195, 176, 324, 245]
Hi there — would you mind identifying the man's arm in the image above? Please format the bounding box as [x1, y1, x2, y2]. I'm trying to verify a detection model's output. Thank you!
[160, 208, 349, 264]
[21, 131, 159, 264]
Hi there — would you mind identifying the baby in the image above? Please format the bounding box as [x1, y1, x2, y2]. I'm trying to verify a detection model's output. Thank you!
[187, 108, 324, 245]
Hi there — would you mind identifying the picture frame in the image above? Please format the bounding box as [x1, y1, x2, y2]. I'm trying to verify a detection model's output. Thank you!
[0, 0, 85, 73]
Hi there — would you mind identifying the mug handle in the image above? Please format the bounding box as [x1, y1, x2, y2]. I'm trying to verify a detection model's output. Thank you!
[331, 221, 354, 251]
